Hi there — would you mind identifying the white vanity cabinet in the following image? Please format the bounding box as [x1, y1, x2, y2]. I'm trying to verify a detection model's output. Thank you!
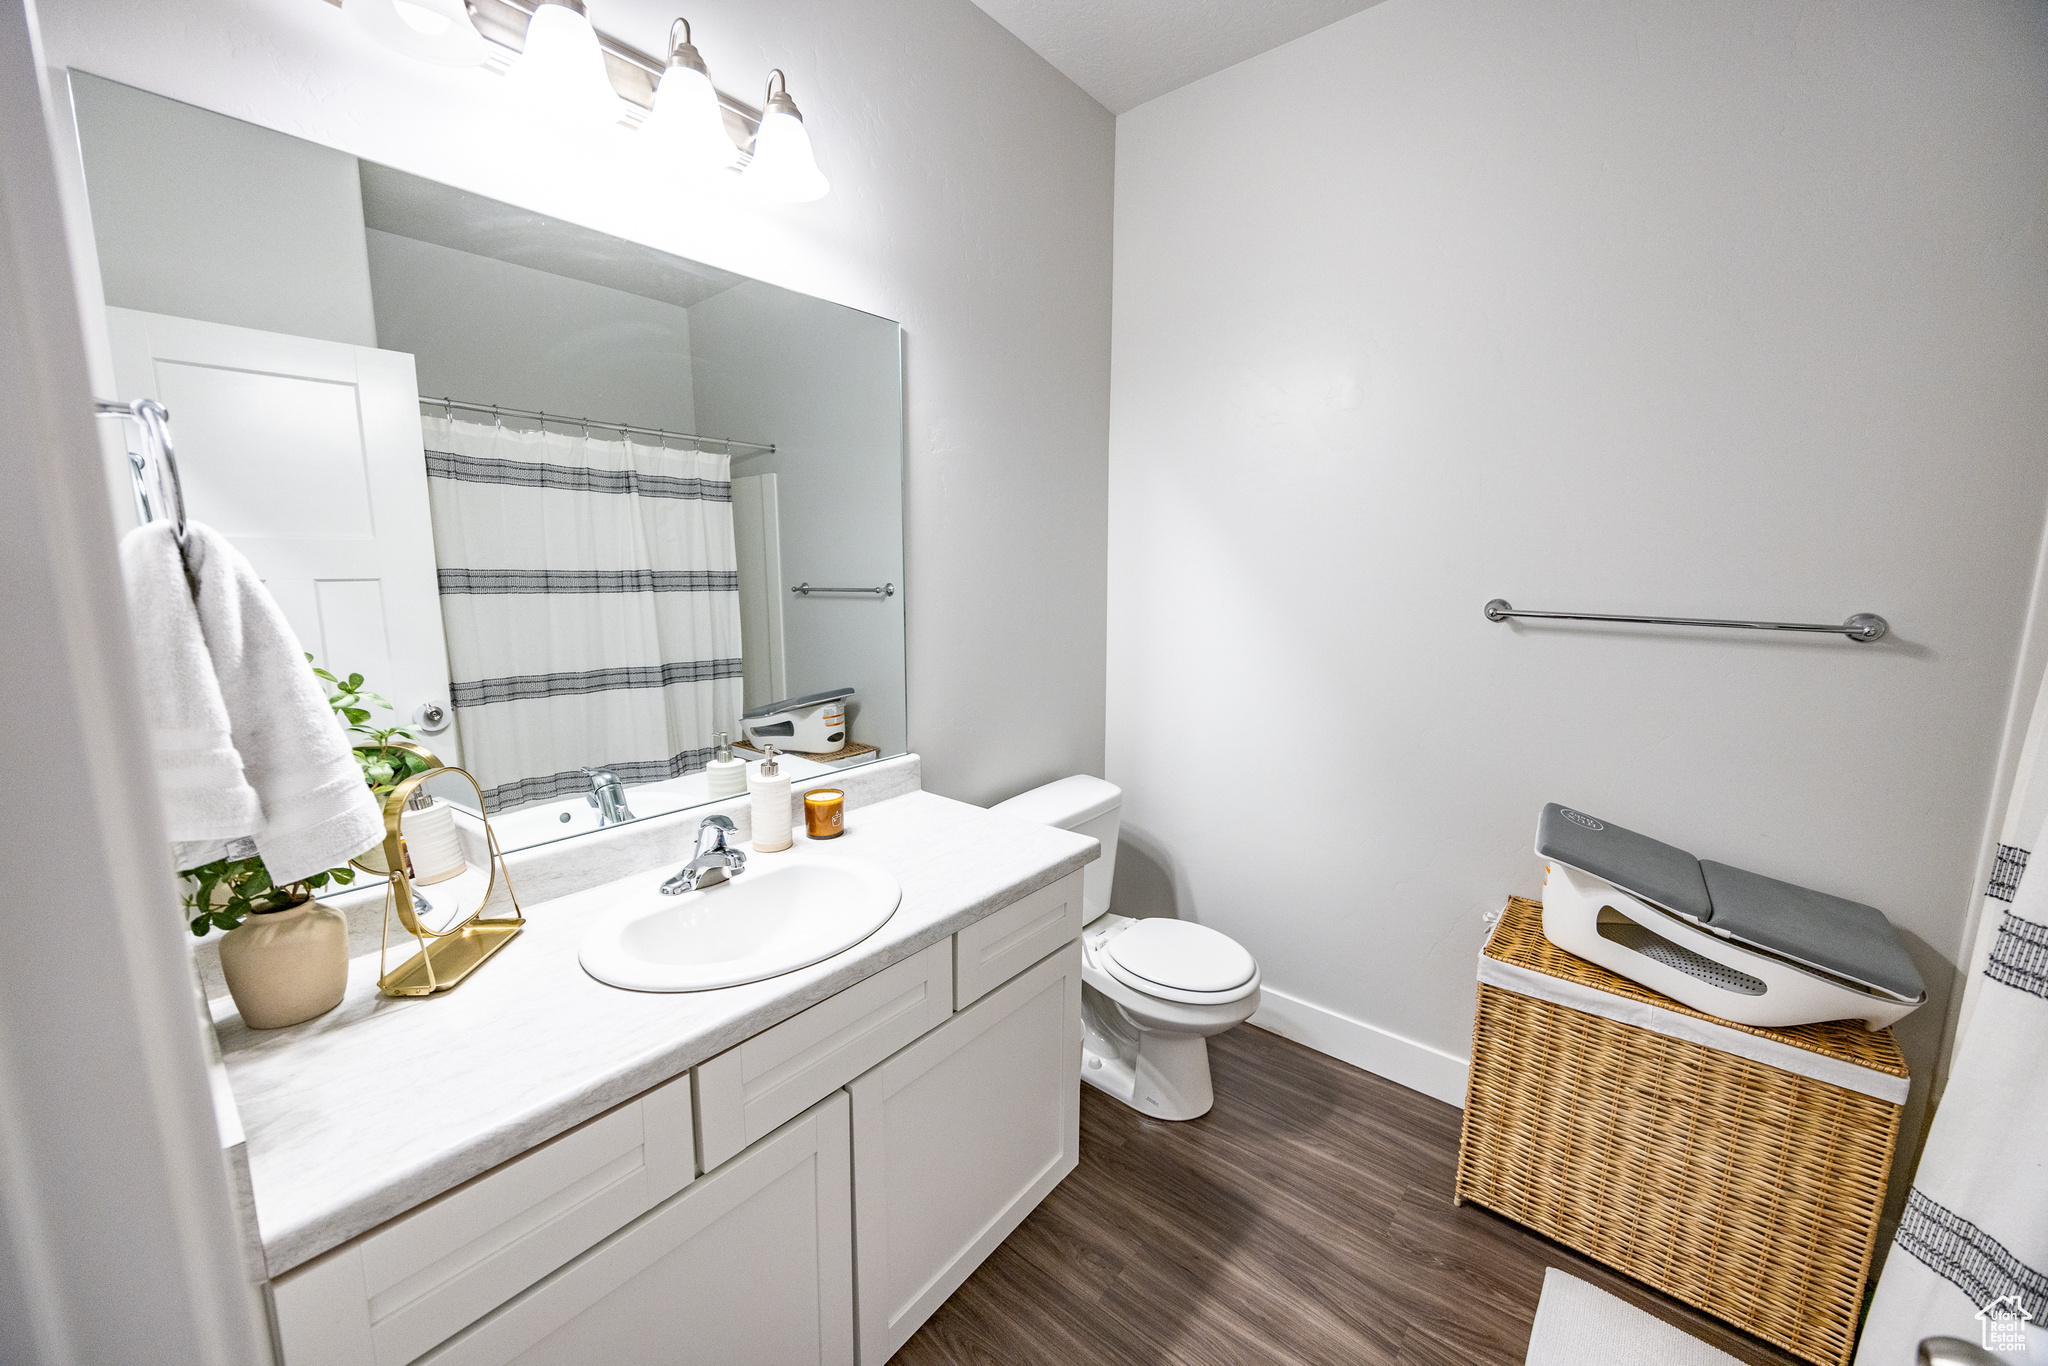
[266, 871, 1086, 1366]
[848, 940, 1083, 1363]
[272, 1074, 697, 1366]
[420, 1092, 853, 1366]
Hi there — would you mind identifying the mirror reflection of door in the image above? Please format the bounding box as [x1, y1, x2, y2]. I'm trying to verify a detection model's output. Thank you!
[106, 306, 460, 765]
[732, 473, 789, 709]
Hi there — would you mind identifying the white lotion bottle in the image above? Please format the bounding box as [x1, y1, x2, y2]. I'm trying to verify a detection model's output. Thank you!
[749, 745, 793, 852]
[706, 731, 748, 799]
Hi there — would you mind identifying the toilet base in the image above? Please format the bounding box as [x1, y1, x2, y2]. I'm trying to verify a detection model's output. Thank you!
[1081, 998, 1216, 1121]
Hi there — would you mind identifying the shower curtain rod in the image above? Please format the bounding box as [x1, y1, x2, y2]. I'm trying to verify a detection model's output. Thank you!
[423, 397, 775, 455]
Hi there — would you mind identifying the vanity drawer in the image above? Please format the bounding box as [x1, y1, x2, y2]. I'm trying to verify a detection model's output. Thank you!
[272, 1074, 694, 1366]
[952, 871, 1084, 1008]
[694, 939, 952, 1171]
[415, 1092, 852, 1366]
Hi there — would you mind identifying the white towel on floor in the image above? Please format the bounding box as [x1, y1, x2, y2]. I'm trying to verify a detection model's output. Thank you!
[184, 524, 385, 885]
[119, 521, 264, 868]
[1524, 1269, 1741, 1366]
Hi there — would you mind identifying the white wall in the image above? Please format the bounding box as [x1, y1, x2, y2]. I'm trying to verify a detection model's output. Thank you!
[40, 0, 1113, 807]
[67, 70, 377, 347]
[367, 229, 696, 432]
[1, 7, 272, 1357]
[690, 282, 908, 756]
[1108, 0, 2048, 1155]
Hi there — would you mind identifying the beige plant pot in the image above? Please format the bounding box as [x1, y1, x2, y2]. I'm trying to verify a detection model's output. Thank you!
[218, 898, 349, 1029]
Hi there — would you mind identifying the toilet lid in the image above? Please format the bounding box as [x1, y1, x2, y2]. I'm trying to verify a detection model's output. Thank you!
[1103, 919, 1256, 996]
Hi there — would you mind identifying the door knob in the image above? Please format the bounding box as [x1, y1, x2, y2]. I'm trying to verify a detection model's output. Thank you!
[413, 701, 452, 734]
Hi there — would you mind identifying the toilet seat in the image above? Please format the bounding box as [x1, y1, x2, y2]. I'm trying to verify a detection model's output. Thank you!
[1100, 919, 1258, 1005]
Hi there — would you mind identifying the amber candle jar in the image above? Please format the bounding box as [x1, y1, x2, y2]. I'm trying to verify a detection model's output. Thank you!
[803, 788, 846, 839]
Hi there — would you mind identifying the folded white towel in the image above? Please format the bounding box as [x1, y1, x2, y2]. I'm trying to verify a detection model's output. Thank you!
[184, 524, 387, 886]
[119, 522, 263, 869]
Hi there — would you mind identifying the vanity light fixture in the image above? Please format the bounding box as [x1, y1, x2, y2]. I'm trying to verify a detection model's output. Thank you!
[342, 0, 488, 65]
[643, 19, 736, 173]
[318, 0, 831, 200]
[740, 69, 829, 203]
[506, 0, 619, 124]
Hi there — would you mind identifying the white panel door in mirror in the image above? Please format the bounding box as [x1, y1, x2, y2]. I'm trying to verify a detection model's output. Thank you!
[150, 361, 374, 537]
[107, 306, 459, 762]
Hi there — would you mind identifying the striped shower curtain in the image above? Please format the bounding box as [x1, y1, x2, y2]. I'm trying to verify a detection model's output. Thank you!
[421, 413, 744, 812]
[1855, 670, 2048, 1363]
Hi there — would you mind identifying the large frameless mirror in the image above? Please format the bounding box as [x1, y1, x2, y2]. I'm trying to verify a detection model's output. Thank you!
[71, 71, 905, 855]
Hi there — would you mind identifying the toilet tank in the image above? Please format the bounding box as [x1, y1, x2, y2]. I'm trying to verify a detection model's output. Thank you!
[987, 776, 1121, 924]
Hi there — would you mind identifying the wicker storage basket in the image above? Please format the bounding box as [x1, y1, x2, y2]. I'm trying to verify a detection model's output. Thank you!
[1457, 897, 1907, 1366]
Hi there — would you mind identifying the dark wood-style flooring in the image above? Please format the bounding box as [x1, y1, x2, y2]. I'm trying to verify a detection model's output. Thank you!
[895, 1024, 1804, 1366]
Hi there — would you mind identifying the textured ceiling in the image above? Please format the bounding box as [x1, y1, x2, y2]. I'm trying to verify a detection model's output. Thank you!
[358, 163, 746, 310]
[966, 0, 1385, 114]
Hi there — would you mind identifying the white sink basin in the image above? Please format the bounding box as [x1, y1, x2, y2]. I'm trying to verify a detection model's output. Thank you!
[579, 851, 902, 992]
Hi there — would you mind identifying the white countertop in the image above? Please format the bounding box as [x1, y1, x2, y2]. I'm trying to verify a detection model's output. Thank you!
[214, 789, 1097, 1277]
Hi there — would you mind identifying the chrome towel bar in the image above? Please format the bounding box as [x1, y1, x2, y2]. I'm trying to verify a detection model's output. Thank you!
[1484, 599, 1888, 643]
[95, 397, 188, 546]
[791, 582, 894, 597]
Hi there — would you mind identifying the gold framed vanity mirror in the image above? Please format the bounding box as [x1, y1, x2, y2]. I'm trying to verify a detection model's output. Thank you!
[357, 760, 526, 998]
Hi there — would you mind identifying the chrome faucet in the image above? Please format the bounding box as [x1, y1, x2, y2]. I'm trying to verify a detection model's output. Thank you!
[584, 768, 637, 827]
[662, 815, 747, 894]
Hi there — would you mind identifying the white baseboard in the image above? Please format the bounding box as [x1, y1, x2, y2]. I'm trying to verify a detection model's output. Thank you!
[1248, 986, 1470, 1109]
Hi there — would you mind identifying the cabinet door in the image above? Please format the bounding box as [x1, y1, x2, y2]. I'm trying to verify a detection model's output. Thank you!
[849, 942, 1081, 1364]
[274, 1074, 694, 1366]
[420, 1091, 852, 1366]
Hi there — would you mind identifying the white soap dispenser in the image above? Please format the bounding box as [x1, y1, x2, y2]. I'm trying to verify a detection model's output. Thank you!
[749, 745, 793, 852]
[706, 730, 748, 799]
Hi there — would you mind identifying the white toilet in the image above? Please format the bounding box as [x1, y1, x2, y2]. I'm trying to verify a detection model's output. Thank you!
[989, 776, 1261, 1121]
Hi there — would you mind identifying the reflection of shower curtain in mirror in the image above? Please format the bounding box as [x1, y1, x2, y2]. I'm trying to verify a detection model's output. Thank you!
[420, 414, 743, 811]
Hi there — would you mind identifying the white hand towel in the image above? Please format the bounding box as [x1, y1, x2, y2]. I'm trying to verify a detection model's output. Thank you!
[184, 524, 386, 885]
[118, 522, 263, 869]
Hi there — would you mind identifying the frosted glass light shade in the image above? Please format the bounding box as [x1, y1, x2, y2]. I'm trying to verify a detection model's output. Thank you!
[507, 1, 618, 125]
[343, 0, 487, 66]
[743, 103, 829, 203]
[646, 61, 735, 173]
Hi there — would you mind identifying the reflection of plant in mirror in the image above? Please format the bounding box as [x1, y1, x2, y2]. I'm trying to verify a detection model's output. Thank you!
[183, 856, 355, 936]
[310, 655, 435, 798]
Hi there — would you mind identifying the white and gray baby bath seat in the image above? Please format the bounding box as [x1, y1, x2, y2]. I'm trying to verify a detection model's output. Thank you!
[1536, 803, 1925, 1030]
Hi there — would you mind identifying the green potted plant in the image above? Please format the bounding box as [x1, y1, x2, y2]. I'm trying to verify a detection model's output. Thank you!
[315, 661, 437, 799]
[185, 855, 357, 1029]
[185, 662, 424, 1029]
